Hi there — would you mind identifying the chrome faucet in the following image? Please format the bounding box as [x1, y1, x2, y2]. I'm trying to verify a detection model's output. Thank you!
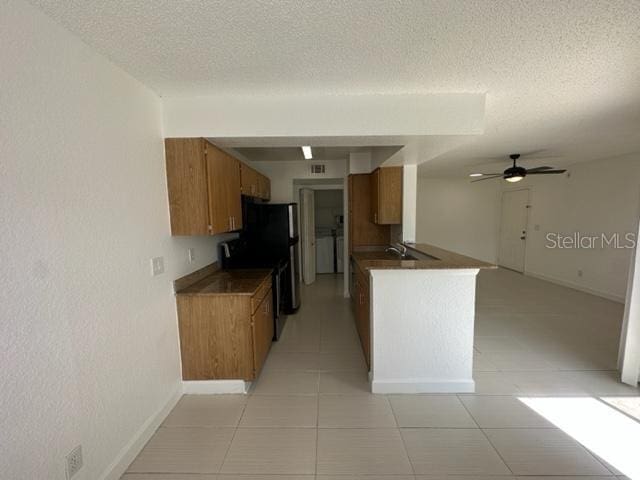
[385, 243, 408, 258]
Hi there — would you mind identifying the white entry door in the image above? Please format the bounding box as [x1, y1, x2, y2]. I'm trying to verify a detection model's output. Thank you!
[300, 188, 316, 285]
[498, 189, 530, 272]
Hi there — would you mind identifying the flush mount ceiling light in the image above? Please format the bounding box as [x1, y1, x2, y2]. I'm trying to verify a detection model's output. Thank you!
[301, 146, 312, 160]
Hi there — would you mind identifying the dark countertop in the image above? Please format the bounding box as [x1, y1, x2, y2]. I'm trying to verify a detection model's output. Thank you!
[352, 243, 496, 271]
[176, 269, 272, 296]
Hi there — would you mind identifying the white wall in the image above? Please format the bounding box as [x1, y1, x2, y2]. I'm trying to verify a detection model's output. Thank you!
[416, 177, 502, 263]
[0, 1, 229, 478]
[251, 160, 347, 203]
[314, 190, 344, 232]
[416, 154, 640, 301]
[521, 154, 640, 302]
[370, 269, 478, 393]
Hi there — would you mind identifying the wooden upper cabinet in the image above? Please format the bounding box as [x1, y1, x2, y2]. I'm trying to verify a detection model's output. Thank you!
[241, 163, 271, 201]
[206, 145, 242, 234]
[227, 151, 243, 230]
[240, 163, 259, 197]
[348, 174, 390, 253]
[371, 166, 403, 225]
[165, 138, 260, 235]
[165, 138, 210, 235]
[257, 173, 271, 200]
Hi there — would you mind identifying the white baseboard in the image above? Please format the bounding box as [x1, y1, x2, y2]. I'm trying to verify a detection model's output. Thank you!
[371, 378, 475, 394]
[525, 270, 625, 303]
[182, 379, 249, 394]
[98, 383, 182, 480]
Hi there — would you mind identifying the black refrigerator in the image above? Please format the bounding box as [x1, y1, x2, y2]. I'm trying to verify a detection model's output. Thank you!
[244, 202, 301, 313]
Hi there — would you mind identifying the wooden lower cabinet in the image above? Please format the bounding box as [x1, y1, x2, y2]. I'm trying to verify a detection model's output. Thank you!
[251, 289, 274, 376]
[353, 265, 371, 368]
[177, 283, 273, 381]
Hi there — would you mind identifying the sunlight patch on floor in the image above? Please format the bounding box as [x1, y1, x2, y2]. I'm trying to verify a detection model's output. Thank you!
[601, 396, 640, 422]
[519, 396, 640, 479]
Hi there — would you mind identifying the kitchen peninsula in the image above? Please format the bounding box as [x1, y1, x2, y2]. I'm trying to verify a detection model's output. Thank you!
[352, 243, 495, 394]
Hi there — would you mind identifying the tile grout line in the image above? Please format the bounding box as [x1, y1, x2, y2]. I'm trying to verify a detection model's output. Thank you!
[456, 393, 516, 477]
[216, 400, 247, 475]
[387, 394, 418, 477]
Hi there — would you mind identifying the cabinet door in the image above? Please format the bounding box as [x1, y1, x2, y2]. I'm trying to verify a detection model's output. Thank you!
[177, 295, 254, 381]
[349, 174, 390, 252]
[206, 144, 243, 233]
[353, 276, 362, 332]
[370, 169, 380, 223]
[227, 153, 243, 230]
[165, 138, 210, 235]
[252, 290, 274, 377]
[377, 167, 403, 224]
[205, 143, 233, 234]
[262, 174, 271, 200]
[240, 163, 257, 197]
[256, 174, 265, 199]
[355, 271, 371, 368]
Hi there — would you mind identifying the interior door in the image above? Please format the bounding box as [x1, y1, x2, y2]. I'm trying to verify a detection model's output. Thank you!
[300, 188, 316, 285]
[498, 189, 530, 272]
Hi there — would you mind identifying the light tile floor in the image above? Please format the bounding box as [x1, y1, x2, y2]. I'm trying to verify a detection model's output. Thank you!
[124, 268, 639, 479]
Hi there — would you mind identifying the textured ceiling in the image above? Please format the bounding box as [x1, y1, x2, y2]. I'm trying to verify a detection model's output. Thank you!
[31, 0, 640, 174]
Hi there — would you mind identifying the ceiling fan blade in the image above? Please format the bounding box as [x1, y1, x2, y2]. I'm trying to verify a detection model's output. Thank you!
[471, 174, 503, 182]
[526, 166, 554, 173]
[527, 169, 567, 175]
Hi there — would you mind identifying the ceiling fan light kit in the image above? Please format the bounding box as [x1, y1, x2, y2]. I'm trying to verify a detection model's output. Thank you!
[471, 153, 566, 183]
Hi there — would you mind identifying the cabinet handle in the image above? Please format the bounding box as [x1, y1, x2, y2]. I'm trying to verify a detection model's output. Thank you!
[374, 212, 378, 223]
[229, 216, 233, 230]
[264, 301, 269, 314]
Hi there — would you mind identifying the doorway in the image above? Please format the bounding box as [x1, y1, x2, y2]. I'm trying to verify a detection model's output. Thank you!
[300, 188, 316, 285]
[298, 186, 345, 285]
[314, 190, 344, 275]
[498, 188, 530, 272]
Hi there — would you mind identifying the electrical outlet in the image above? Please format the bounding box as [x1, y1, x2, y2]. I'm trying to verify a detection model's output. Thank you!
[534, 224, 541, 231]
[577, 269, 583, 277]
[66, 445, 83, 479]
[151, 256, 165, 276]
[188, 248, 196, 263]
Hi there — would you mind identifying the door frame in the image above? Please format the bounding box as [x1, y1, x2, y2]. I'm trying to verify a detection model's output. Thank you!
[619, 186, 640, 386]
[299, 188, 316, 285]
[293, 181, 347, 293]
[497, 187, 531, 273]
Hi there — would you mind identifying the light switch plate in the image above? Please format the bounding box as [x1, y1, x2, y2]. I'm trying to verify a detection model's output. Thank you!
[188, 248, 196, 263]
[151, 256, 165, 276]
